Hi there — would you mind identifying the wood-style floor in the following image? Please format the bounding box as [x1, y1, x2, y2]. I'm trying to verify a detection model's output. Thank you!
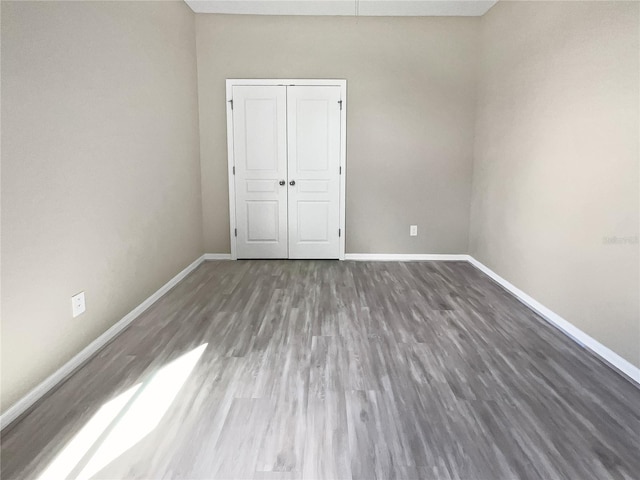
[2, 260, 639, 480]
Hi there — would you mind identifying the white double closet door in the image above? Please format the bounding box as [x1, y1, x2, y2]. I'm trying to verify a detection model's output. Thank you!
[232, 85, 342, 259]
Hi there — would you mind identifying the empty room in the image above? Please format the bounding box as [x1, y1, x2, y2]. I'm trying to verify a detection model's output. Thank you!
[1, 0, 639, 478]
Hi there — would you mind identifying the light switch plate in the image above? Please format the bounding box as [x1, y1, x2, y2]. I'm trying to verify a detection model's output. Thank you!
[72, 291, 86, 317]
[410, 225, 418, 236]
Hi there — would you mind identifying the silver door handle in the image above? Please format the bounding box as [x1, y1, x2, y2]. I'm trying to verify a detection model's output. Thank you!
[279, 180, 286, 186]
[289, 180, 296, 186]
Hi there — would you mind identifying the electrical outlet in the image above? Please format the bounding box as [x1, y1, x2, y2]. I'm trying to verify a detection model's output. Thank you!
[410, 225, 418, 236]
[72, 291, 86, 317]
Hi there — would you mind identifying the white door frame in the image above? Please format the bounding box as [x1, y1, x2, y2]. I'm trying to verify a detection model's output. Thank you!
[226, 79, 347, 260]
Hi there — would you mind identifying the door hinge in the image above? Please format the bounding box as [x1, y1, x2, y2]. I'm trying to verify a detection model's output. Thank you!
[234, 228, 237, 237]
[339, 228, 341, 237]
[229, 99, 233, 110]
[338, 100, 343, 110]
[232, 166, 235, 175]
[339, 166, 342, 175]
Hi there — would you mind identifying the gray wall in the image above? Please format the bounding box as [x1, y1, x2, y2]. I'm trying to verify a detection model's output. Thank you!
[1, 0, 203, 411]
[470, 1, 640, 367]
[195, 14, 480, 254]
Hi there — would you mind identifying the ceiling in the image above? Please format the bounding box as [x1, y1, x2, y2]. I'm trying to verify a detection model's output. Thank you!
[184, 0, 499, 17]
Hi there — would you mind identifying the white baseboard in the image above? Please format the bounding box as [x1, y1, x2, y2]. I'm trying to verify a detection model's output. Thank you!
[203, 253, 232, 260]
[467, 256, 640, 386]
[345, 253, 469, 261]
[0, 254, 208, 431]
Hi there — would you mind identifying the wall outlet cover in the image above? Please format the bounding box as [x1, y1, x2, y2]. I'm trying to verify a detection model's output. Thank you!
[72, 291, 86, 317]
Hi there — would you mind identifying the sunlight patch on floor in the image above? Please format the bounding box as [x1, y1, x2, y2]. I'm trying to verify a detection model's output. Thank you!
[36, 344, 207, 480]
[36, 384, 141, 480]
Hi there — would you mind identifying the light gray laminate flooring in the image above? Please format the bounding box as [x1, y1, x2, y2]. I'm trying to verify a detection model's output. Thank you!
[2, 260, 639, 479]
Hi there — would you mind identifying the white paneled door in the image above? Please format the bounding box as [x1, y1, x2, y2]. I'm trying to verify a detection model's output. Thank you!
[287, 86, 341, 259]
[230, 82, 344, 259]
[232, 85, 288, 258]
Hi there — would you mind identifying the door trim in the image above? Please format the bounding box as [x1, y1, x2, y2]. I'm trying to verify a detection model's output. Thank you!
[226, 79, 347, 260]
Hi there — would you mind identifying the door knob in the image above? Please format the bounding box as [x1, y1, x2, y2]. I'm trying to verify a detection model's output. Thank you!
[289, 180, 296, 186]
[279, 180, 285, 186]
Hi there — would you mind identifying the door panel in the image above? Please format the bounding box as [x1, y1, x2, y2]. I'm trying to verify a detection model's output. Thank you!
[287, 86, 341, 259]
[297, 201, 330, 242]
[233, 86, 288, 258]
[246, 201, 280, 242]
[296, 100, 329, 172]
